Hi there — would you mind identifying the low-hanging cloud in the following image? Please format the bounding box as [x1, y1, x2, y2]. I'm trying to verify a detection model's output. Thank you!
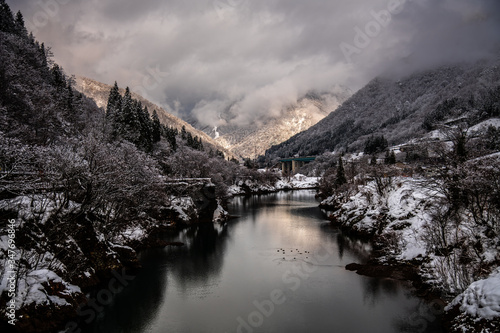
[9, 0, 500, 127]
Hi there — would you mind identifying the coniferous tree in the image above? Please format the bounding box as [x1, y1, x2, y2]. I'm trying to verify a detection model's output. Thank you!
[151, 110, 161, 143]
[118, 87, 141, 143]
[335, 157, 347, 187]
[105, 82, 122, 138]
[193, 136, 199, 149]
[50, 64, 66, 90]
[186, 132, 194, 147]
[168, 127, 177, 151]
[138, 105, 153, 150]
[385, 150, 396, 164]
[14, 11, 27, 36]
[66, 82, 74, 114]
[163, 126, 178, 151]
[115, 86, 131, 139]
[364, 135, 388, 155]
[39, 42, 48, 69]
[106, 82, 121, 116]
[390, 150, 396, 164]
[181, 125, 187, 139]
[0, 0, 15, 33]
[455, 133, 467, 163]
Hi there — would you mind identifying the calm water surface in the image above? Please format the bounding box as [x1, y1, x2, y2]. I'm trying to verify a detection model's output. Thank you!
[82, 190, 442, 333]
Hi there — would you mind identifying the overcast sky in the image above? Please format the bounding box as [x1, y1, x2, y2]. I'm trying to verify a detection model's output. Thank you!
[9, 0, 500, 127]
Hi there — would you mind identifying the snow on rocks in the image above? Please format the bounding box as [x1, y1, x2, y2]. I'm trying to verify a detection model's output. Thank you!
[170, 196, 198, 222]
[228, 184, 246, 196]
[321, 177, 437, 260]
[213, 200, 230, 223]
[469, 118, 500, 133]
[322, 174, 500, 331]
[118, 225, 148, 242]
[447, 268, 500, 320]
[0, 195, 80, 225]
[16, 269, 83, 309]
[285, 174, 319, 189]
[229, 173, 319, 195]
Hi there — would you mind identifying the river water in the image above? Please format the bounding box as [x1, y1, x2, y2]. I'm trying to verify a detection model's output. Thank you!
[81, 190, 443, 333]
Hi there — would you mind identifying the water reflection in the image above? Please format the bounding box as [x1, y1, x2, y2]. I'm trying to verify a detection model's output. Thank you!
[166, 222, 230, 289]
[82, 190, 442, 333]
[80, 249, 168, 333]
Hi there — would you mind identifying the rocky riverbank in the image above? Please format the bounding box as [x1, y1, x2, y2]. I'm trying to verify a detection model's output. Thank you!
[321, 176, 500, 333]
[0, 182, 222, 333]
[228, 173, 319, 195]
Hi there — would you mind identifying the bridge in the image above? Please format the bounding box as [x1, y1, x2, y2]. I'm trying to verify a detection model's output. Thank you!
[279, 156, 316, 174]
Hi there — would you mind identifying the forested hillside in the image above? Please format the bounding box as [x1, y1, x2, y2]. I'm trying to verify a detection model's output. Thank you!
[75, 76, 236, 159]
[266, 59, 500, 160]
[0, 2, 266, 332]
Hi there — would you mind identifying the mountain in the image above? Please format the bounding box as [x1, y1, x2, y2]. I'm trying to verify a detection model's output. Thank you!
[75, 76, 237, 159]
[204, 88, 351, 159]
[265, 58, 500, 160]
[0, 4, 251, 331]
[76, 78, 351, 160]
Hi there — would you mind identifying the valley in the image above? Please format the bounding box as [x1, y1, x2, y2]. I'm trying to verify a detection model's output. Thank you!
[1, 1, 500, 333]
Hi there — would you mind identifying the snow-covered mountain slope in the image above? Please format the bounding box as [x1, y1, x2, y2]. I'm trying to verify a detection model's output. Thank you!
[75, 76, 236, 158]
[266, 57, 500, 159]
[203, 88, 351, 159]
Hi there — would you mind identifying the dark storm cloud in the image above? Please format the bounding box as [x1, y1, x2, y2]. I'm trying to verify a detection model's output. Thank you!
[8, 0, 500, 126]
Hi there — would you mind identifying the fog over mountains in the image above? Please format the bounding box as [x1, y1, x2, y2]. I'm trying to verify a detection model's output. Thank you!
[74, 76, 238, 158]
[10, 0, 500, 137]
[199, 86, 352, 158]
[2, 1, 500, 332]
[266, 56, 500, 159]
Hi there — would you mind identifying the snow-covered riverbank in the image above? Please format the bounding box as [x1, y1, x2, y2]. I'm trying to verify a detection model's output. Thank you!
[228, 173, 319, 195]
[320, 176, 500, 332]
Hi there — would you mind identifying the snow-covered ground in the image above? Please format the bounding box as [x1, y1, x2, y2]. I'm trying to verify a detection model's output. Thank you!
[469, 118, 500, 133]
[447, 268, 500, 319]
[228, 173, 319, 196]
[321, 175, 500, 329]
[15, 269, 82, 309]
[276, 173, 319, 190]
[0, 194, 81, 226]
[322, 177, 435, 260]
[170, 196, 198, 222]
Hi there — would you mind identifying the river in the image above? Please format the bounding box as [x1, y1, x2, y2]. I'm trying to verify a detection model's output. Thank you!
[81, 190, 443, 333]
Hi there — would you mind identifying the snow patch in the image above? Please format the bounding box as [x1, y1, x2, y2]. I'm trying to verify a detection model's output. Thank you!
[17, 269, 81, 309]
[469, 118, 500, 133]
[229, 174, 318, 196]
[0, 195, 80, 225]
[171, 196, 198, 222]
[120, 226, 147, 242]
[213, 200, 229, 222]
[447, 268, 500, 320]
